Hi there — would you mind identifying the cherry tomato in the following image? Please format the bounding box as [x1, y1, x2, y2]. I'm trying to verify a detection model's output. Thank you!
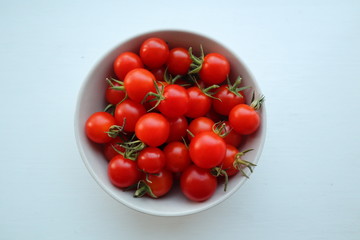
[189, 131, 226, 169]
[85, 112, 115, 144]
[114, 99, 146, 132]
[135, 113, 170, 147]
[185, 86, 211, 118]
[113, 52, 143, 80]
[103, 137, 125, 161]
[105, 81, 126, 105]
[140, 37, 169, 69]
[222, 121, 243, 148]
[124, 68, 156, 103]
[180, 165, 217, 202]
[164, 142, 191, 173]
[137, 147, 166, 174]
[212, 85, 246, 116]
[187, 117, 214, 140]
[167, 47, 192, 75]
[220, 144, 240, 176]
[229, 104, 260, 135]
[167, 116, 188, 143]
[220, 145, 255, 177]
[199, 53, 230, 85]
[108, 155, 141, 188]
[158, 84, 189, 118]
[135, 169, 173, 198]
[151, 67, 166, 82]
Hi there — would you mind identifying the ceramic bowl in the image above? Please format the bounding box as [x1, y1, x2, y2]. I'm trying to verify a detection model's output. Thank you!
[74, 30, 266, 216]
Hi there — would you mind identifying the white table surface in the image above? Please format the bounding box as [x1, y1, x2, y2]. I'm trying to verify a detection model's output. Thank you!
[1, 0, 359, 239]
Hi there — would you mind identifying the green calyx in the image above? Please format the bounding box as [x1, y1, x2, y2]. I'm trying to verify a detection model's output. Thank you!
[141, 80, 165, 112]
[188, 45, 205, 75]
[134, 180, 157, 198]
[211, 167, 229, 192]
[250, 92, 265, 110]
[226, 76, 250, 98]
[234, 149, 257, 178]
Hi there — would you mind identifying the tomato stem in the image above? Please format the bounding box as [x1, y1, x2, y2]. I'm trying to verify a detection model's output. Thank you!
[211, 167, 229, 192]
[142, 80, 165, 112]
[234, 149, 257, 178]
[250, 93, 265, 110]
[188, 45, 205, 74]
[134, 180, 157, 198]
[226, 76, 250, 98]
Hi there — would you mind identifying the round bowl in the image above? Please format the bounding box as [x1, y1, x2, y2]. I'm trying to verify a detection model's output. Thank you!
[74, 30, 266, 216]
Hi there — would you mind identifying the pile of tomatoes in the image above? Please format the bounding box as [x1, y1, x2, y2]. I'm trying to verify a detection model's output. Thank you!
[85, 37, 264, 202]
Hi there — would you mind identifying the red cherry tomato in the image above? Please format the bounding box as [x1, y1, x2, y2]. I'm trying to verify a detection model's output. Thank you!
[108, 155, 141, 188]
[167, 47, 192, 75]
[199, 53, 230, 85]
[212, 85, 246, 116]
[105, 82, 126, 105]
[151, 67, 166, 82]
[158, 84, 189, 118]
[229, 104, 260, 135]
[164, 142, 191, 173]
[187, 117, 214, 140]
[85, 112, 115, 144]
[167, 116, 188, 143]
[185, 86, 211, 118]
[222, 121, 243, 148]
[136, 169, 173, 198]
[220, 145, 255, 177]
[113, 52, 143, 80]
[114, 99, 146, 132]
[124, 68, 156, 103]
[103, 137, 125, 161]
[220, 144, 240, 177]
[180, 165, 217, 202]
[189, 131, 226, 169]
[137, 147, 166, 174]
[135, 113, 170, 147]
[140, 37, 169, 69]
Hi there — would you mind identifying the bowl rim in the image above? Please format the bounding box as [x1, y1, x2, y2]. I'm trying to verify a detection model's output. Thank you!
[74, 29, 267, 217]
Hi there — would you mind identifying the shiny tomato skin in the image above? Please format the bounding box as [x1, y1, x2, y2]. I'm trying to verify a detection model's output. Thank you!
[114, 99, 146, 132]
[185, 87, 211, 118]
[187, 117, 214, 140]
[220, 144, 240, 176]
[199, 53, 230, 85]
[167, 47, 192, 75]
[189, 131, 226, 169]
[105, 82, 126, 105]
[222, 121, 243, 148]
[158, 84, 189, 118]
[164, 142, 191, 173]
[166, 116, 188, 143]
[140, 38, 169, 69]
[180, 165, 217, 202]
[113, 52, 143, 80]
[229, 104, 260, 135]
[137, 147, 166, 174]
[213, 85, 246, 116]
[103, 137, 125, 161]
[146, 169, 173, 197]
[108, 155, 141, 188]
[124, 68, 156, 103]
[85, 112, 115, 144]
[151, 67, 166, 82]
[135, 113, 170, 147]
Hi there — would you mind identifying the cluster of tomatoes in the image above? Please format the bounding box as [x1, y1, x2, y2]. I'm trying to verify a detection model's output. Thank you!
[85, 37, 264, 202]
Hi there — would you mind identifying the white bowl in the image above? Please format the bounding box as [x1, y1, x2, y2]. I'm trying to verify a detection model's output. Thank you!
[74, 30, 266, 216]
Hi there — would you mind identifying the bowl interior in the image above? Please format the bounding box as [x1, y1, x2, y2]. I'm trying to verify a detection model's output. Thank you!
[75, 30, 266, 216]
